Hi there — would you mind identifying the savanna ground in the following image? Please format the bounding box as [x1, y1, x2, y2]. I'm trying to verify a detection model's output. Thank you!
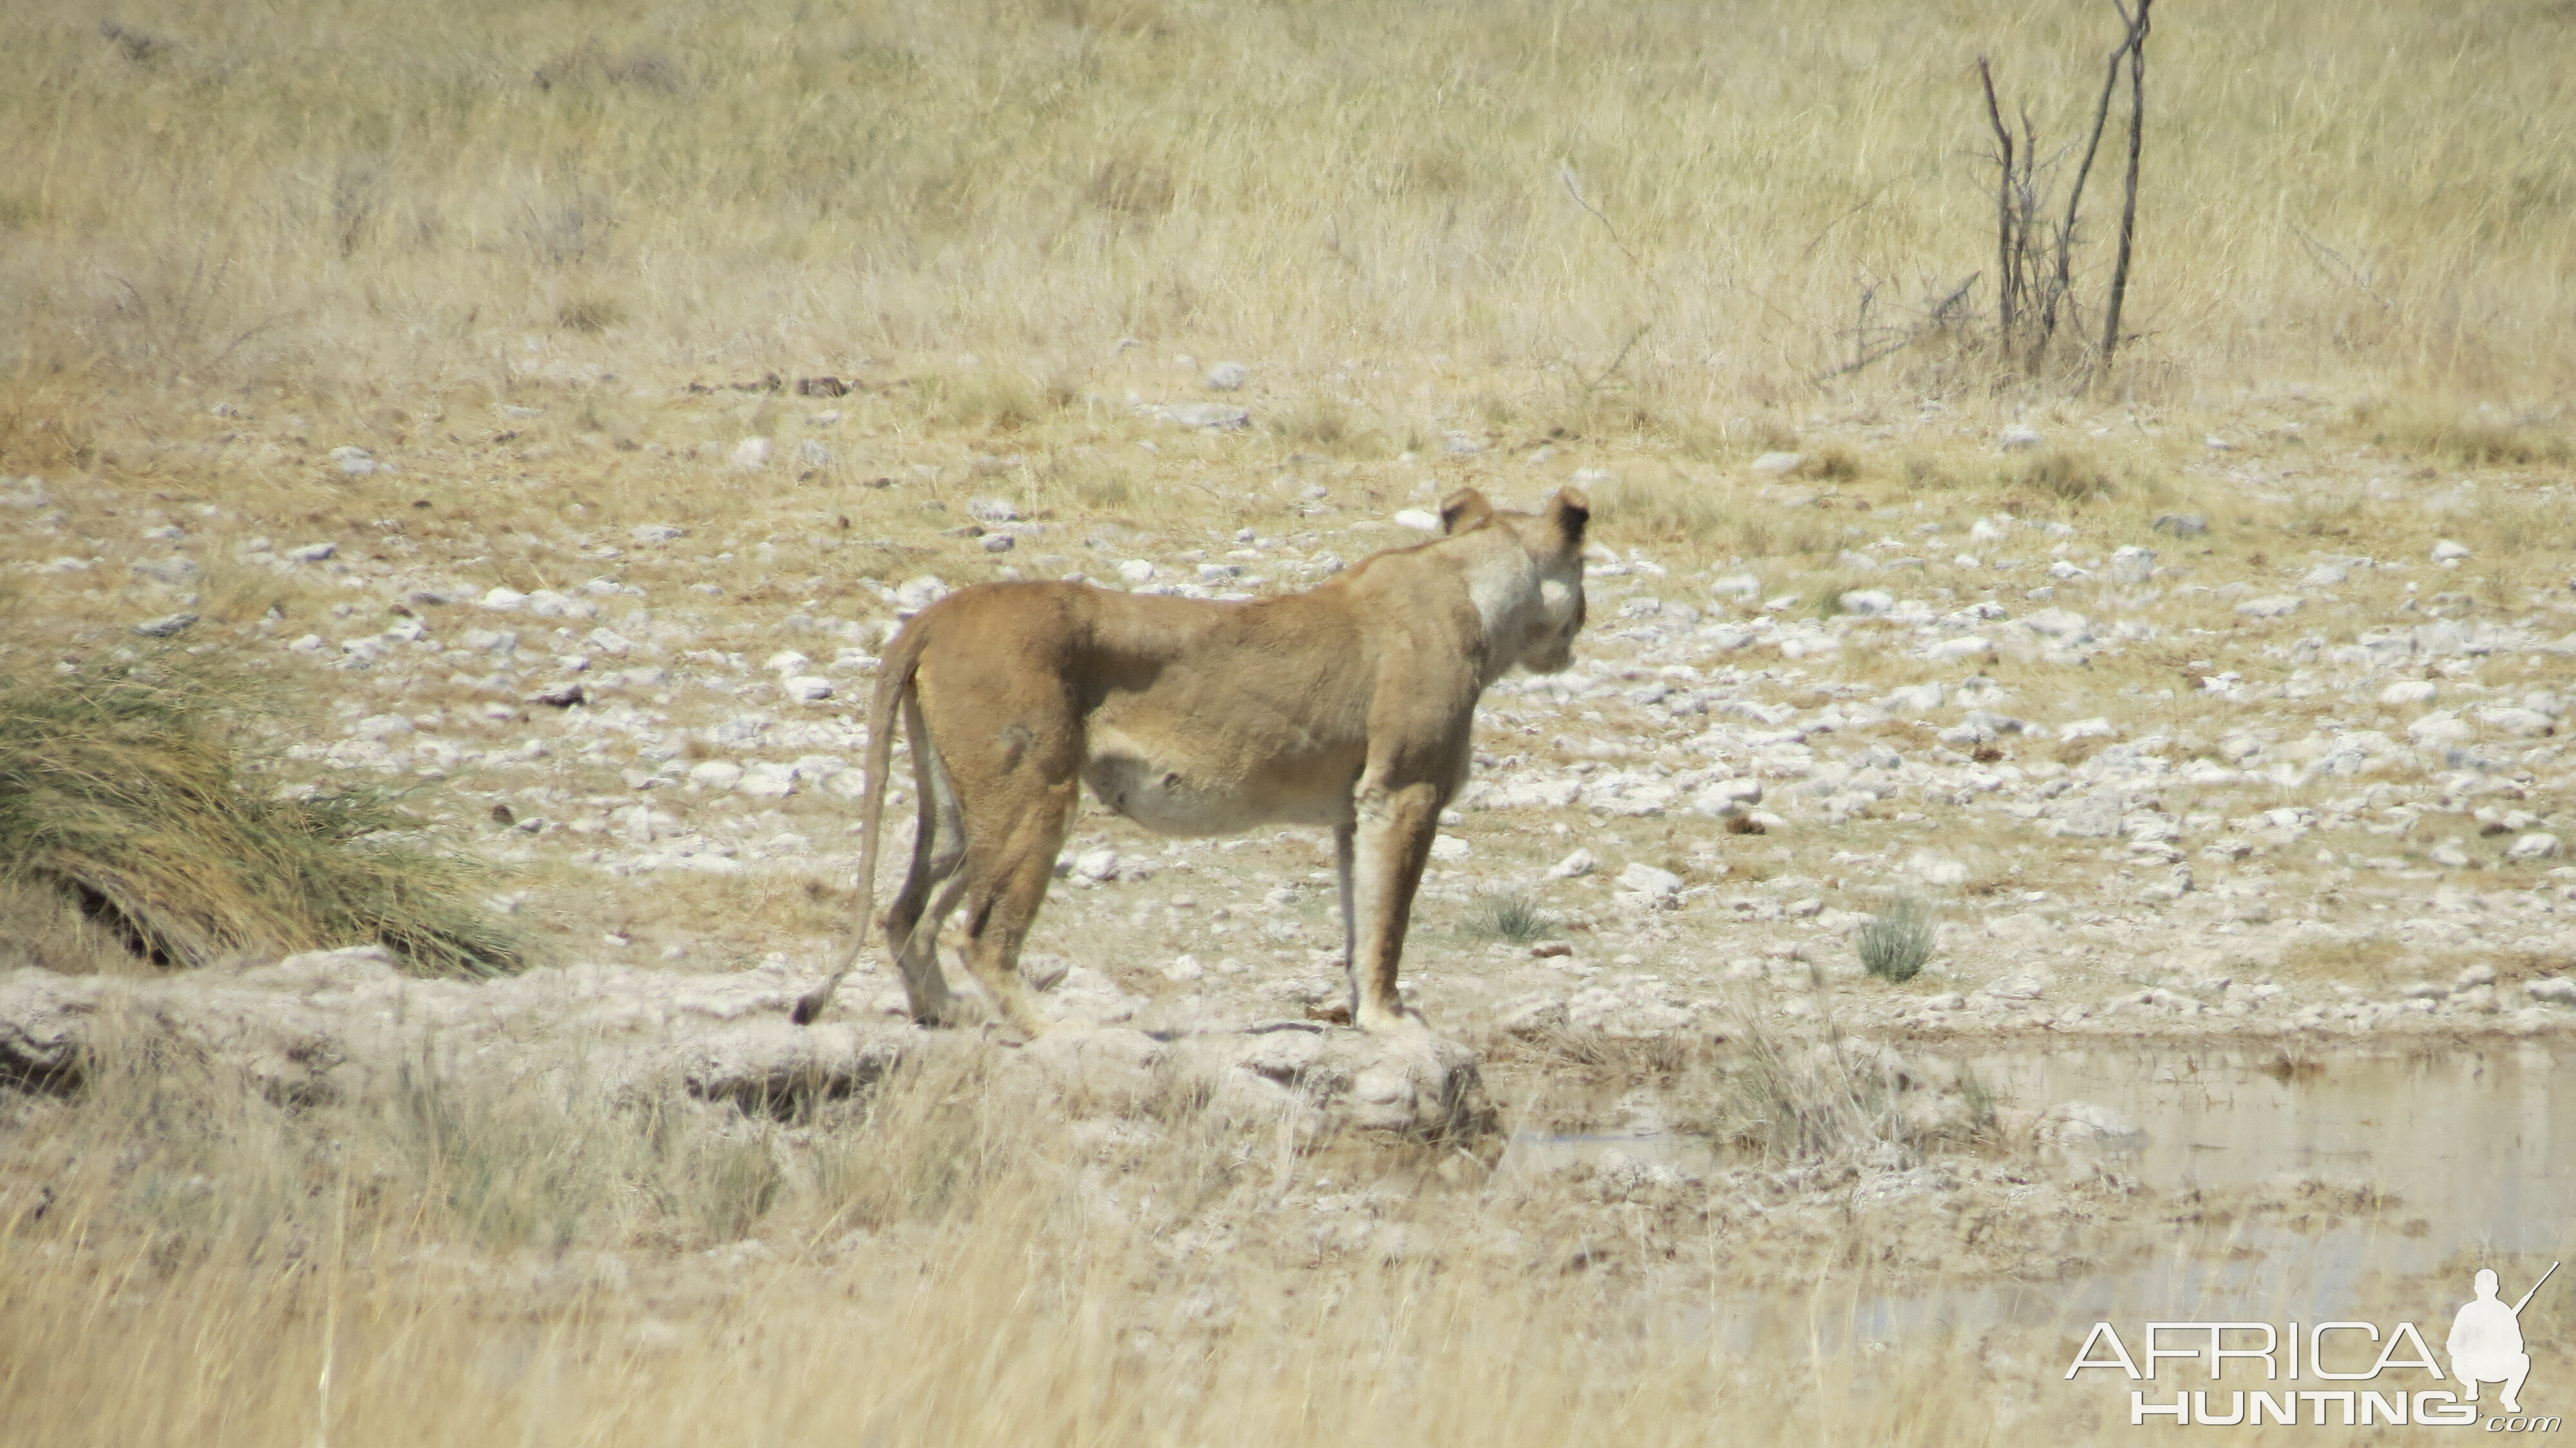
[5, 0, 2576, 1441]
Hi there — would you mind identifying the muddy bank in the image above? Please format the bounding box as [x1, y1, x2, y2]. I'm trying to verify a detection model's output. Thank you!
[8, 949, 2518, 1313]
[0, 949, 1492, 1143]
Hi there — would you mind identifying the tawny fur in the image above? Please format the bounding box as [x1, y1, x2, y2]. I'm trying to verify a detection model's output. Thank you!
[791, 486, 1590, 1036]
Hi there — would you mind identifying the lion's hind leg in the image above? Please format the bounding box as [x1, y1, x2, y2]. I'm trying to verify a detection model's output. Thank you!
[882, 692, 968, 1025]
[914, 680, 1083, 1040]
[950, 770, 1080, 1040]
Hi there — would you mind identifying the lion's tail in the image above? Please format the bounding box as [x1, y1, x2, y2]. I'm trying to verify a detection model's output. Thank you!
[791, 620, 931, 1025]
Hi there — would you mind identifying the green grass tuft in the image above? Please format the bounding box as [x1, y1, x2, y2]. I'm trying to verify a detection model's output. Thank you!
[1856, 897, 1935, 982]
[1463, 890, 1555, 944]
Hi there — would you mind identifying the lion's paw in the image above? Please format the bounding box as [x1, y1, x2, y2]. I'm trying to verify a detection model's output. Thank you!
[1353, 1005, 1432, 1038]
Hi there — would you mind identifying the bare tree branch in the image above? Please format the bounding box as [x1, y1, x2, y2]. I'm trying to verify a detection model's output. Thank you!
[2102, 0, 2152, 366]
[2292, 226, 2397, 314]
[1814, 272, 1980, 382]
[1977, 57, 2017, 349]
[2044, 17, 2139, 363]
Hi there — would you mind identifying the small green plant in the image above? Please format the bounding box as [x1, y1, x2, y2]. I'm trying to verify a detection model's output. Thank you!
[1857, 897, 1935, 982]
[1464, 890, 1554, 944]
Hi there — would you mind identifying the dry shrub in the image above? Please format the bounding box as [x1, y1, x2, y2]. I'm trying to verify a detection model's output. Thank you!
[2362, 406, 2573, 467]
[1269, 390, 1383, 454]
[1087, 154, 1176, 218]
[0, 659, 518, 976]
[2002, 446, 2114, 506]
[1902, 454, 1961, 490]
[555, 292, 627, 334]
[1667, 1020, 1966, 1164]
[1593, 470, 1727, 542]
[922, 366, 1045, 432]
[1808, 444, 1862, 481]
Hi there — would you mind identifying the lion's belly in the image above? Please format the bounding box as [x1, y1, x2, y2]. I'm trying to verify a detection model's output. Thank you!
[1081, 743, 1353, 837]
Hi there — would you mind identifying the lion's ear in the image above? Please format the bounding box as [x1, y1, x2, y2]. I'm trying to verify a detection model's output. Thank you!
[1438, 488, 1493, 535]
[1549, 486, 1591, 548]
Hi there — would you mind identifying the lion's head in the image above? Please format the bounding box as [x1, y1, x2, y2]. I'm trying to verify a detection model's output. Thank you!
[1441, 485, 1589, 676]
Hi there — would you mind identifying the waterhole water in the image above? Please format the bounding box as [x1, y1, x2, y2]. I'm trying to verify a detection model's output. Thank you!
[1503, 1040, 2576, 1345]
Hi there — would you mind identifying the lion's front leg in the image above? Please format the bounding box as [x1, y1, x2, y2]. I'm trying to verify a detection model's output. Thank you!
[1332, 821, 1357, 1004]
[1346, 778, 1441, 1033]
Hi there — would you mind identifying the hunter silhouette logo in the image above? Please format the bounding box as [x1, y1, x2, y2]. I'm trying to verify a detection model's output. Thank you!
[2452, 1263, 2554, 1416]
[2067, 1261, 2561, 1428]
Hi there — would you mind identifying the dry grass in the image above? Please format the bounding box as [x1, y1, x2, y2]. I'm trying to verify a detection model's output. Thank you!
[1999, 446, 2116, 508]
[0, 656, 520, 975]
[0, 1024, 2040, 1447]
[3, 0, 2571, 412]
[2356, 404, 2574, 468]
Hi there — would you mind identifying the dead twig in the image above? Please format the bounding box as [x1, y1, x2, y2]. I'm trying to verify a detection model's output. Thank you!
[2101, 0, 2153, 366]
[2042, 19, 2137, 367]
[205, 311, 301, 374]
[1814, 272, 1979, 382]
[1559, 162, 1660, 290]
[1976, 58, 2018, 348]
[2293, 227, 2396, 314]
[1792, 179, 1899, 263]
[1559, 163, 1664, 396]
[1580, 321, 1653, 398]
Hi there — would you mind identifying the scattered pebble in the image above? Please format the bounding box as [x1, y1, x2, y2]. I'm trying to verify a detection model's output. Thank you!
[131, 610, 198, 638]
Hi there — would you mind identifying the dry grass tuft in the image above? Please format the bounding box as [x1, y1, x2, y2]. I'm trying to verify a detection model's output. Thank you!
[2001, 446, 2115, 506]
[1675, 1022, 1976, 1164]
[554, 292, 627, 334]
[0, 659, 519, 976]
[1267, 389, 1383, 455]
[1593, 469, 1728, 544]
[2361, 406, 2573, 467]
[1807, 443, 1864, 481]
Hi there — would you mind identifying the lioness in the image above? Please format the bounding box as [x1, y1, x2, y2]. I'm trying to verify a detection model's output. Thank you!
[791, 484, 1589, 1036]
